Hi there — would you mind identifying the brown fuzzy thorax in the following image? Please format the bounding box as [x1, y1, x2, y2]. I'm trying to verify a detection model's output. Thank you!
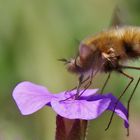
[83, 26, 140, 60]
[67, 26, 140, 74]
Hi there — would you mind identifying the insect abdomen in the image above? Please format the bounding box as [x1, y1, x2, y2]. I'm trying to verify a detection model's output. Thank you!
[122, 27, 140, 59]
[123, 41, 140, 59]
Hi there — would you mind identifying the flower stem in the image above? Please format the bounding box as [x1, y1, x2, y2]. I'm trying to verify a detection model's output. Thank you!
[55, 115, 88, 140]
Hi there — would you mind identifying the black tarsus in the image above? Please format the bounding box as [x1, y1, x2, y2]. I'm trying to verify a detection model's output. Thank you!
[127, 77, 140, 136]
[61, 75, 90, 101]
[101, 72, 111, 94]
[77, 68, 94, 98]
[120, 65, 140, 71]
[105, 70, 134, 132]
[77, 61, 106, 98]
[105, 65, 140, 136]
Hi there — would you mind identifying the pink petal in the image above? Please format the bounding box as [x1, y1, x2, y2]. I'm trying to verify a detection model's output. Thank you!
[54, 89, 99, 100]
[51, 98, 111, 120]
[12, 81, 53, 115]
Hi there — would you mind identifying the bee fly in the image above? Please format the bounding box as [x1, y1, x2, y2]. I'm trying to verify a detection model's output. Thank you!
[60, 26, 140, 135]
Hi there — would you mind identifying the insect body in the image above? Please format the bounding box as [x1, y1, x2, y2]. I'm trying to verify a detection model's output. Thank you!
[66, 26, 140, 75]
[62, 26, 140, 135]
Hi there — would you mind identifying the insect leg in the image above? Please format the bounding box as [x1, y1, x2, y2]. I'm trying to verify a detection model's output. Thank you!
[126, 77, 140, 136]
[62, 75, 90, 101]
[77, 61, 107, 97]
[77, 68, 95, 98]
[120, 65, 140, 70]
[77, 65, 103, 98]
[119, 65, 140, 135]
[101, 72, 111, 94]
[76, 74, 90, 97]
[105, 70, 133, 131]
[76, 74, 84, 95]
[72, 75, 90, 93]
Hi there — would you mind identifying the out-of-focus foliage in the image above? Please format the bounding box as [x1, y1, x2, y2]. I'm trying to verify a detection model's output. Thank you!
[1, 0, 140, 140]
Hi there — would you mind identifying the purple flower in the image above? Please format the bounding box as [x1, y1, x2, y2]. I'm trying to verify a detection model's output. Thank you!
[12, 81, 129, 128]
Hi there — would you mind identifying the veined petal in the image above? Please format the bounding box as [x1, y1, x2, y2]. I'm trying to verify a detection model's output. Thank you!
[86, 93, 129, 128]
[12, 81, 129, 129]
[105, 94, 129, 128]
[12, 81, 53, 115]
[54, 89, 99, 100]
[51, 98, 111, 120]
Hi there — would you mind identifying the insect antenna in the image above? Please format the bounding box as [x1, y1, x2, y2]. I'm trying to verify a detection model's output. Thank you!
[58, 58, 70, 64]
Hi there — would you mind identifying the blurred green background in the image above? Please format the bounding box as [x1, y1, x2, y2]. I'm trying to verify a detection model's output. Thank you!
[1, 0, 140, 139]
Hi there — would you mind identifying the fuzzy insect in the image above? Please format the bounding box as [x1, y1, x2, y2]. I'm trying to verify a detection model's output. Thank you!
[60, 26, 140, 135]
[66, 26, 140, 74]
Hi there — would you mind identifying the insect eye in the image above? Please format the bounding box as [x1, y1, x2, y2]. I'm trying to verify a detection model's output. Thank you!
[79, 44, 93, 59]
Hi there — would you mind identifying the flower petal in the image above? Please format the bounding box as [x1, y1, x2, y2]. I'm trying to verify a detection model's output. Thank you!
[12, 81, 128, 129]
[51, 98, 111, 120]
[54, 89, 99, 100]
[86, 93, 129, 128]
[12, 81, 53, 115]
[105, 94, 129, 128]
